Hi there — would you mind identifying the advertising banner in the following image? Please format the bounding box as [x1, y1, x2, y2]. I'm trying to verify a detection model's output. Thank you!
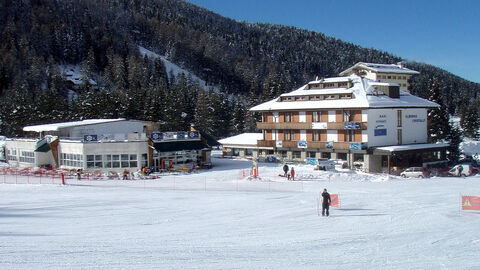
[276, 140, 283, 148]
[312, 122, 328, 129]
[188, 131, 200, 139]
[462, 196, 480, 211]
[344, 122, 361, 130]
[164, 132, 175, 140]
[326, 142, 333, 148]
[350, 142, 361, 150]
[374, 125, 387, 136]
[176, 131, 186, 140]
[150, 132, 163, 141]
[297, 141, 307, 148]
[83, 135, 98, 142]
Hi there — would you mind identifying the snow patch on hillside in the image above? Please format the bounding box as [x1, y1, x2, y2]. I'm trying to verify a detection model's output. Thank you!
[139, 46, 212, 90]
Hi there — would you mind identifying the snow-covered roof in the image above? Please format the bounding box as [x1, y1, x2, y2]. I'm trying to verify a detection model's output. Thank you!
[23, 119, 127, 132]
[280, 88, 353, 97]
[219, 133, 263, 146]
[339, 62, 420, 76]
[308, 77, 351, 84]
[250, 75, 438, 111]
[375, 143, 450, 152]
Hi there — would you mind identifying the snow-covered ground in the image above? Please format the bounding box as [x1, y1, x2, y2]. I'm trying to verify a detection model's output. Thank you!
[1, 155, 480, 269]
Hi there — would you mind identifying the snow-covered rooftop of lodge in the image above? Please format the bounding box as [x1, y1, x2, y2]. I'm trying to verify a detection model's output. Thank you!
[23, 119, 127, 132]
[219, 133, 262, 146]
[280, 88, 353, 97]
[339, 62, 420, 76]
[375, 143, 450, 152]
[250, 75, 438, 111]
[308, 77, 351, 84]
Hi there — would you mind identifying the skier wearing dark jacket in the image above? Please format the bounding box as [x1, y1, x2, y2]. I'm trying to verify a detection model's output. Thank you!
[283, 164, 289, 177]
[321, 188, 331, 216]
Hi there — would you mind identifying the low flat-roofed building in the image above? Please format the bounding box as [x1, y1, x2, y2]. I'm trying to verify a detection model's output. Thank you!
[5, 119, 218, 173]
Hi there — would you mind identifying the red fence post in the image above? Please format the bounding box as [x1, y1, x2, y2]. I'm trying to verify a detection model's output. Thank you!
[61, 172, 65, 185]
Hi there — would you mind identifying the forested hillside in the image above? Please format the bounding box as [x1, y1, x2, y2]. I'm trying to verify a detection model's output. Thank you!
[0, 0, 479, 138]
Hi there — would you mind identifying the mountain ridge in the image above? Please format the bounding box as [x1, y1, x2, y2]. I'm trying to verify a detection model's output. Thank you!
[0, 0, 478, 137]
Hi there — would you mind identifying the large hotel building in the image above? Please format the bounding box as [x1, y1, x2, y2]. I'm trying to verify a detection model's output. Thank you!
[220, 63, 449, 173]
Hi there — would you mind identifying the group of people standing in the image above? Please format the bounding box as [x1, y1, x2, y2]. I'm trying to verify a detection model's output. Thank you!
[282, 164, 332, 216]
[282, 163, 295, 181]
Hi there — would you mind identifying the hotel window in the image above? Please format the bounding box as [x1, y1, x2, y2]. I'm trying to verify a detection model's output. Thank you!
[284, 112, 293, 122]
[279, 151, 288, 158]
[313, 130, 320, 141]
[392, 76, 397, 79]
[19, 151, 35, 163]
[397, 110, 402, 127]
[284, 130, 295, 141]
[343, 110, 353, 122]
[387, 75, 391, 79]
[344, 130, 355, 142]
[340, 94, 352, 99]
[325, 95, 337, 100]
[293, 151, 301, 159]
[310, 95, 321, 100]
[312, 111, 321, 122]
[307, 152, 316, 158]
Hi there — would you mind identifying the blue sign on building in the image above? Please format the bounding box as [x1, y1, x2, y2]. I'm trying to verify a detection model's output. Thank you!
[350, 142, 361, 150]
[297, 141, 308, 148]
[374, 129, 387, 136]
[84, 134, 98, 142]
[188, 131, 200, 139]
[150, 132, 163, 141]
[326, 142, 333, 148]
[177, 131, 186, 140]
[344, 122, 361, 130]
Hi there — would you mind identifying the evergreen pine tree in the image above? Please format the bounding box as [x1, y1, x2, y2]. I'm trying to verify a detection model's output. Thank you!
[194, 89, 213, 134]
[446, 126, 462, 164]
[244, 88, 261, 132]
[460, 106, 480, 139]
[231, 98, 246, 135]
[427, 78, 451, 142]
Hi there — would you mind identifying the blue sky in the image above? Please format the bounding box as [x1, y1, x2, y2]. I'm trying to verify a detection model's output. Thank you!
[186, 0, 480, 83]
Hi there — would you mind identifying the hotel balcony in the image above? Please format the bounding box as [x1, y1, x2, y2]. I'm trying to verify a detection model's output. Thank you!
[257, 140, 355, 150]
[256, 122, 367, 130]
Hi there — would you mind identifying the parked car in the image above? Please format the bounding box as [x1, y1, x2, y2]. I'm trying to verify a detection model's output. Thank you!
[448, 164, 473, 177]
[400, 167, 428, 178]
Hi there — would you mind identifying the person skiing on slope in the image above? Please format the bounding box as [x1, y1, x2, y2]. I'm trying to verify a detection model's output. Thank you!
[321, 188, 331, 216]
[283, 163, 289, 177]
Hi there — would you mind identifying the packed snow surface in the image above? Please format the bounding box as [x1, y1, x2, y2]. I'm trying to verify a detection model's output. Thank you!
[1, 156, 480, 269]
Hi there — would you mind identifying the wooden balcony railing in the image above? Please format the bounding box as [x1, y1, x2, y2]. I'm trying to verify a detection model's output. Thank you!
[257, 122, 367, 130]
[256, 122, 312, 130]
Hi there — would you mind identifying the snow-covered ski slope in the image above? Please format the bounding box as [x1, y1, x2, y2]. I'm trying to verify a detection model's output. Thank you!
[139, 46, 211, 89]
[1, 156, 480, 269]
